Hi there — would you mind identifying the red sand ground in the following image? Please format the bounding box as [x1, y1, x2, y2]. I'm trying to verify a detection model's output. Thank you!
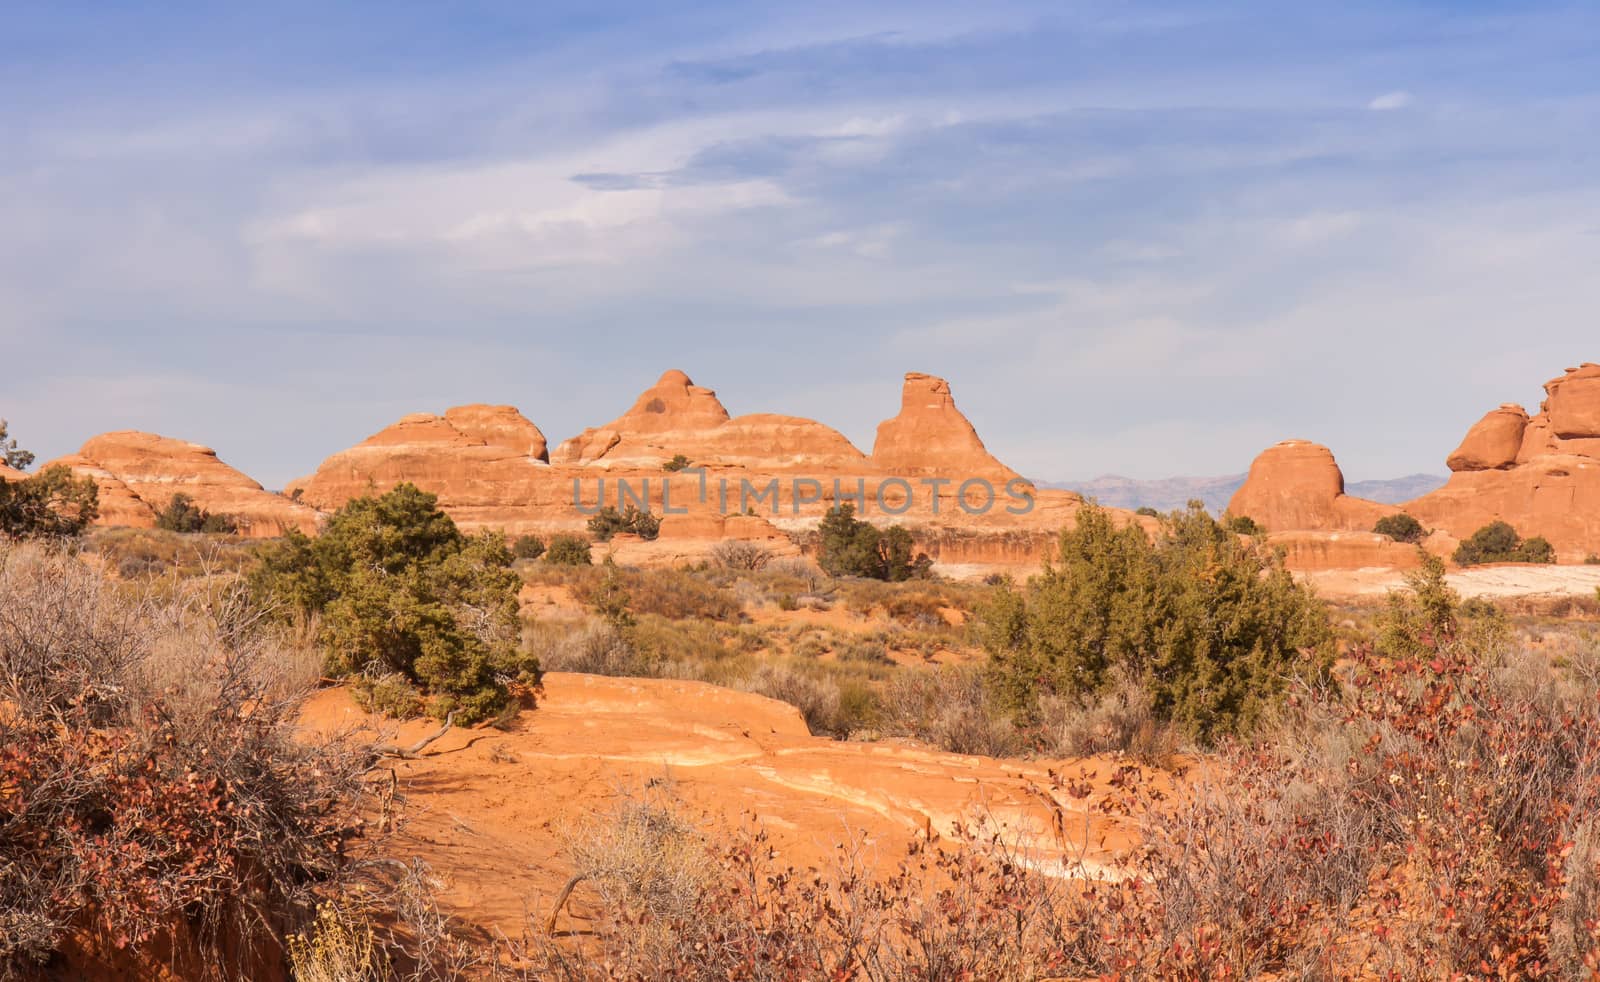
[300, 673, 1141, 942]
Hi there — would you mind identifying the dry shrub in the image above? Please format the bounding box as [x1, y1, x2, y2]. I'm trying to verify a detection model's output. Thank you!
[286, 901, 389, 982]
[528, 620, 651, 677]
[0, 543, 369, 980]
[764, 556, 827, 591]
[738, 662, 841, 735]
[1038, 669, 1180, 767]
[529, 803, 1076, 982]
[1046, 632, 1600, 979]
[883, 593, 945, 628]
[561, 790, 711, 940]
[570, 566, 743, 622]
[708, 539, 771, 571]
[880, 664, 1021, 757]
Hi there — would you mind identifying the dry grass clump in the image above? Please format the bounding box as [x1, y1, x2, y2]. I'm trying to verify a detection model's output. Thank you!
[738, 662, 842, 734]
[527, 619, 656, 677]
[880, 664, 1022, 757]
[559, 789, 712, 935]
[1036, 670, 1180, 767]
[86, 525, 256, 581]
[286, 901, 389, 982]
[0, 542, 370, 980]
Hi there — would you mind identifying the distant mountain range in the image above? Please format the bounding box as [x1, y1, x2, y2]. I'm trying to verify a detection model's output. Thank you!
[1041, 472, 1447, 515]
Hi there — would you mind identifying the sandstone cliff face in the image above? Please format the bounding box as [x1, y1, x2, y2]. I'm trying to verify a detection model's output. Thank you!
[1226, 440, 1391, 534]
[42, 431, 318, 537]
[870, 372, 1019, 482]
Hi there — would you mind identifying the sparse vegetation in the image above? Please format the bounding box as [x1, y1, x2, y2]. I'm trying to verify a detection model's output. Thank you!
[586, 504, 661, 541]
[510, 533, 546, 560]
[981, 502, 1330, 744]
[709, 538, 771, 570]
[1453, 519, 1556, 565]
[1373, 511, 1425, 543]
[544, 533, 593, 565]
[249, 482, 536, 722]
[153, 491, 238, 534]
[816, 503, 932, 581]
[661, 454, 692, 472]
[0, 423, 99, 539]
[530, 612, 1600, 980]
[0, 543, 368, 978]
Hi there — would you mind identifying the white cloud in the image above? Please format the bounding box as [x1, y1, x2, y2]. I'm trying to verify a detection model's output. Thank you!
[1368, 90, 1414, 111]
[1281, 210, 1364, 244]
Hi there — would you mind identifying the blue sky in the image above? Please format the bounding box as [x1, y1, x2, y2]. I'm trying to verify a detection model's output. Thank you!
[4, 1, 1598, 487]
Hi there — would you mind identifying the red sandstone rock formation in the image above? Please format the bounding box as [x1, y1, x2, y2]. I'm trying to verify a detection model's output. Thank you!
[1237, 363, 1600, 565]
[287, 404, 553, 528]
[1406, 364, 1600, 561]
[1226, 440, 1391, 533]
[289, 370, 1048, 538]
[1547, 363, 1600, 438]
[552, 370, 864, 470]
[1446, 405, 1528, 471]
[1265, 530, 1448, 573]
[42, 432, 318, 537]
[870, 372, 1019, 482]
[56, 370, 1117, 574]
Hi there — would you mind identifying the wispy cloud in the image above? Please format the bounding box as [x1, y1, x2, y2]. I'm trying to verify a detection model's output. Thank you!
[1368, 90, 1414, 110]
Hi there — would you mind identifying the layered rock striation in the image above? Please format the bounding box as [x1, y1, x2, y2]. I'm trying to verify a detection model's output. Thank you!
[42, 431, 318, 537]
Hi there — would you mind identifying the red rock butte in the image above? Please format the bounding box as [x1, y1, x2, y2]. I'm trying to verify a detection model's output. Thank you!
[1232, 362, 1600, 566]
[46, 371, 1102, 569]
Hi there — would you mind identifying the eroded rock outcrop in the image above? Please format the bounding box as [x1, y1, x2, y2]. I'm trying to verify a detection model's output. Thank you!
[287, 404, 555, 530]
[1546, 363, 1600, 438]
[1405, 364, 1600, 561]
[59, 370, 1112, 572]
[551, 370, 731, 467]
[1240, 363, 1600, 565]
[552, 371, 865, 470]
[298, 673, 1138, 939]
[1226, 440, 1391, 533]
[870, 372, 1019, 482]
[292, 370, 1048, 541]
[43, 432, 318, 537]
[1447, 405, 1528, 472]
